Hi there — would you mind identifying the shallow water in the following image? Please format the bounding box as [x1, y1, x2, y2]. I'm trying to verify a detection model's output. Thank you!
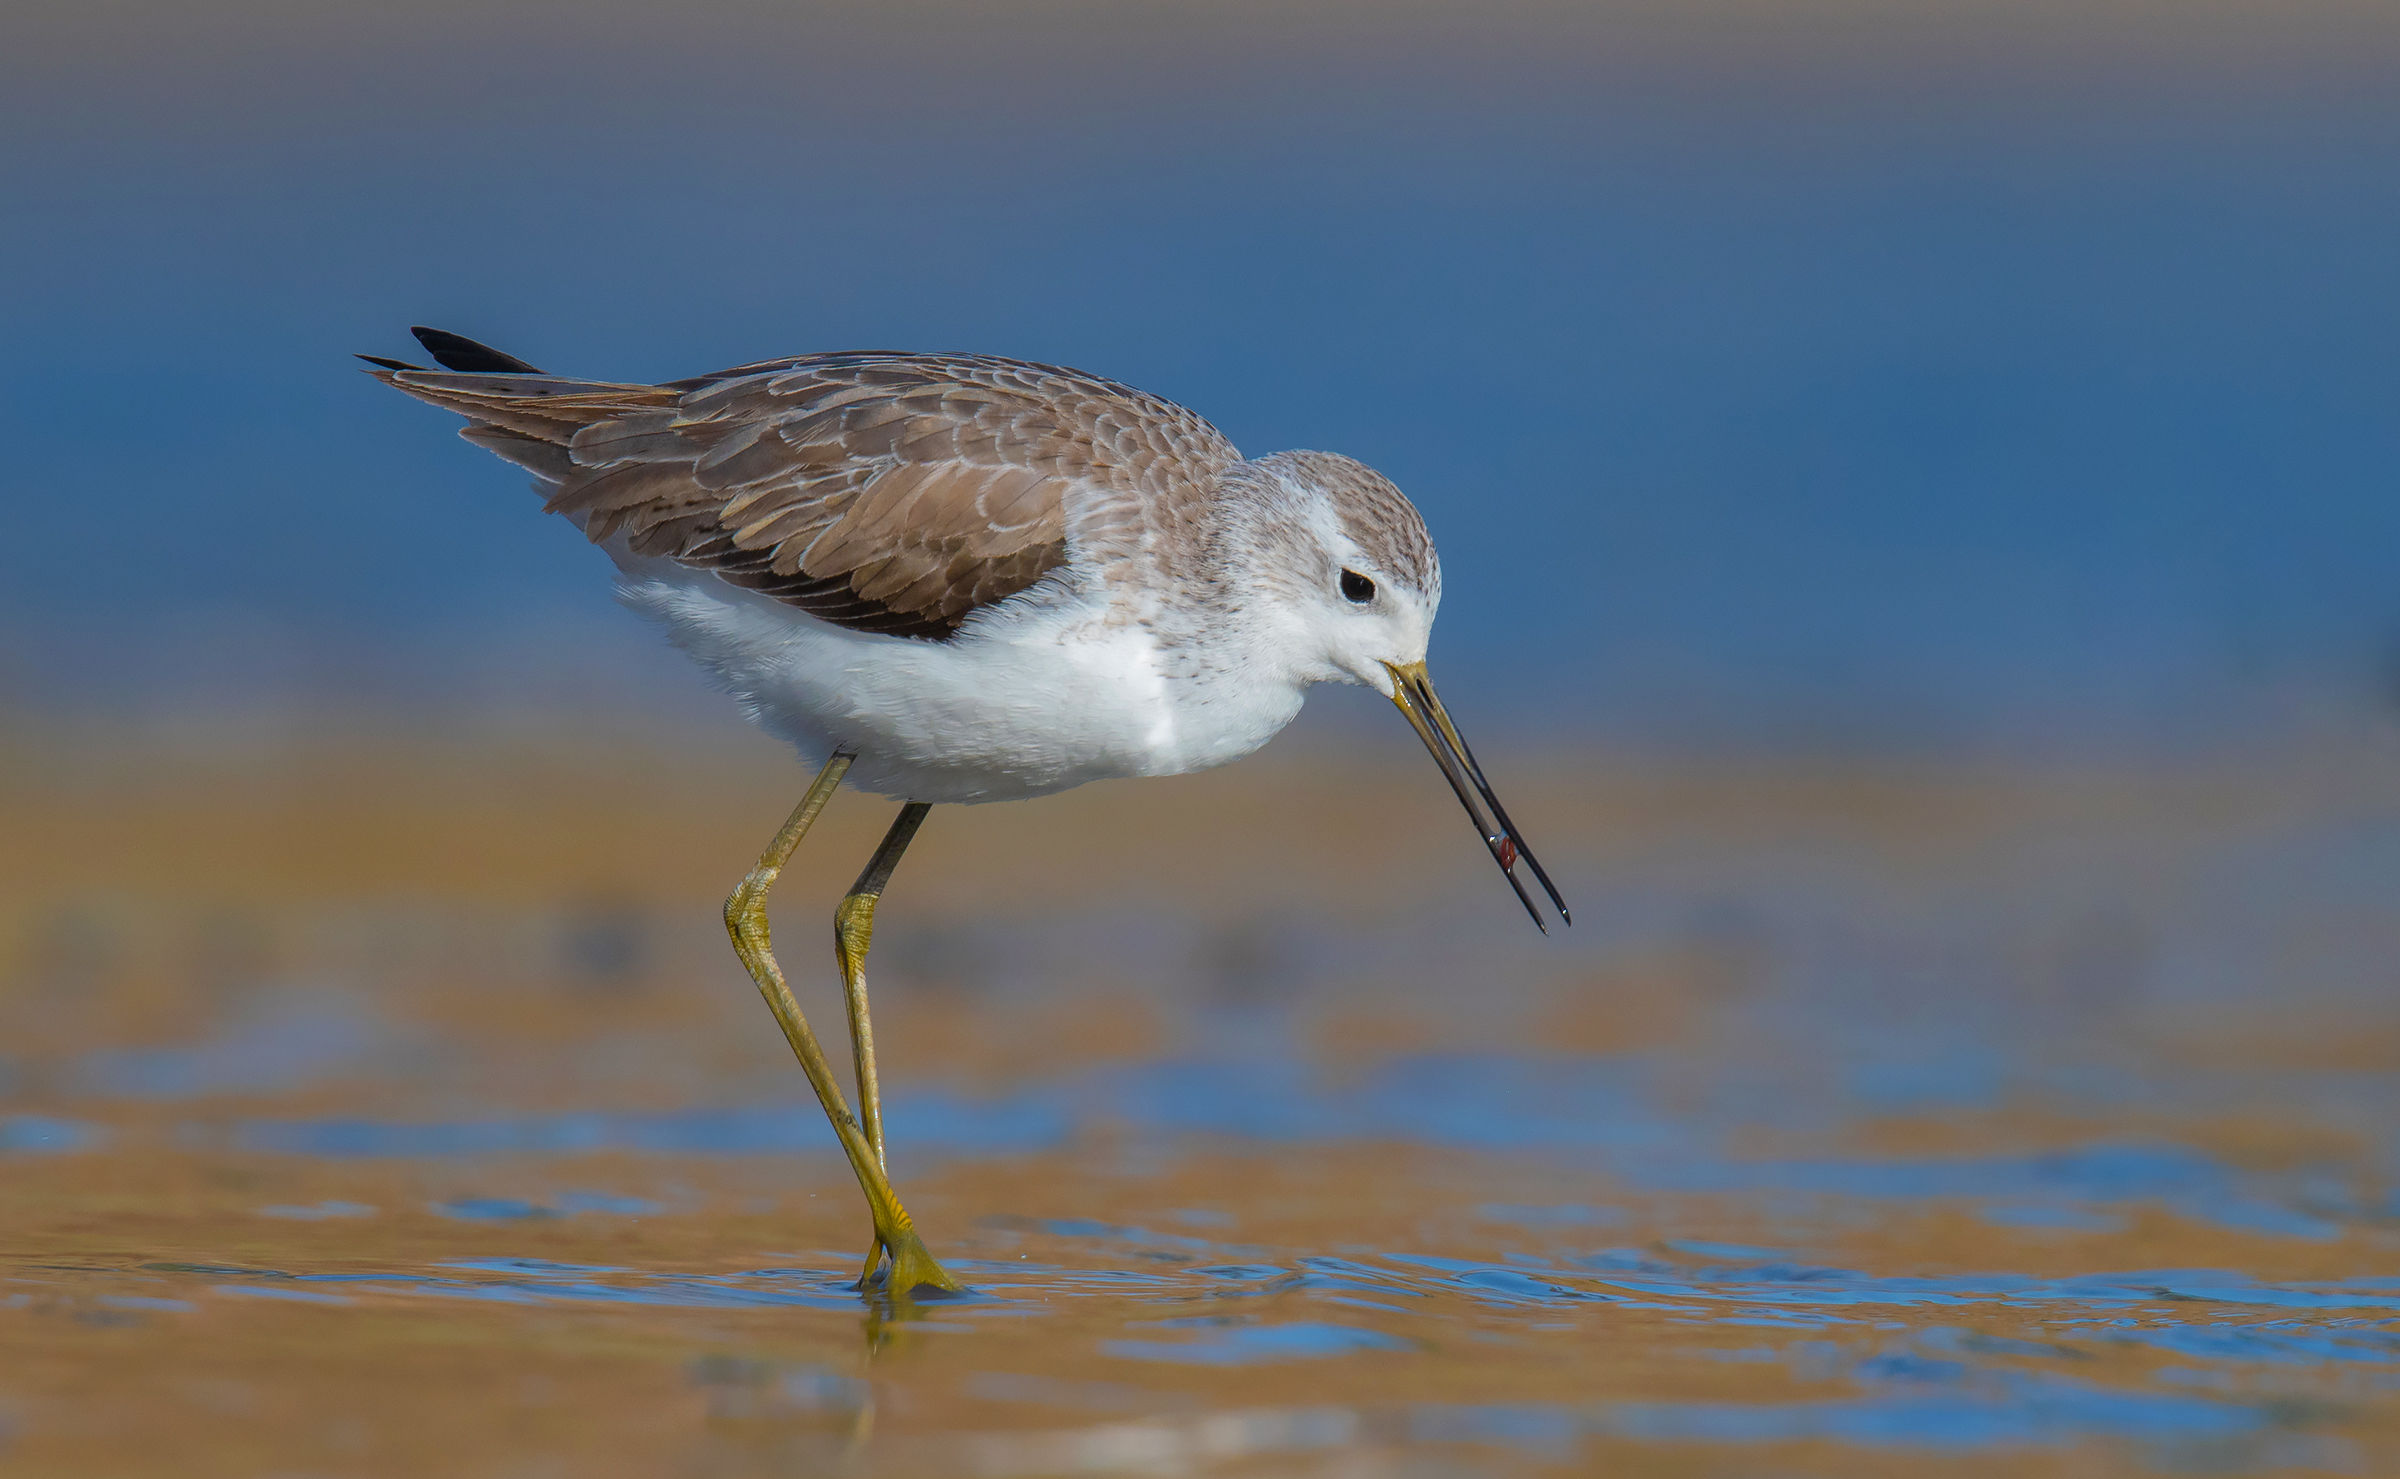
[5, 737, 2400, 1474]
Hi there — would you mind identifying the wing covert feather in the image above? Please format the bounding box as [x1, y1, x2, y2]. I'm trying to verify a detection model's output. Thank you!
[375, 351, 1241, 639]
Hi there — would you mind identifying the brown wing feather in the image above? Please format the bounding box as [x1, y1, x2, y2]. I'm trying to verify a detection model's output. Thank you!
[372, 351, 1241, 639]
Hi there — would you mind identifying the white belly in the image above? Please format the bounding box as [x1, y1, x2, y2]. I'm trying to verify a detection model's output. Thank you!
[615, 561, 1305, 803]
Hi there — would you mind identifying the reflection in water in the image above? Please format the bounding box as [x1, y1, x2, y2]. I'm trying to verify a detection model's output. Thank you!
[212, 1057, 2366, 1246]
[13, 1172, 2400, 1472]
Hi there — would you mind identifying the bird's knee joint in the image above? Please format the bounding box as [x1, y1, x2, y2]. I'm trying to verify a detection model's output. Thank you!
[725, 877, 771, 939]
[834, 891, 879, 958]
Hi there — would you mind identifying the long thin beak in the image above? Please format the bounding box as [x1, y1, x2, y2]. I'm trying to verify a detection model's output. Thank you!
[1384, 660, 1570, 933]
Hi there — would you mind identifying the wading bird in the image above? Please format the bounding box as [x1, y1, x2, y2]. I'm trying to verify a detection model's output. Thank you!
[368, 327, 1568, 1294]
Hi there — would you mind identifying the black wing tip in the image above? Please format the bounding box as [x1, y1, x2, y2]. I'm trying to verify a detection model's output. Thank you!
[410, 326, 546, 375]
[356, 353, 417, 372]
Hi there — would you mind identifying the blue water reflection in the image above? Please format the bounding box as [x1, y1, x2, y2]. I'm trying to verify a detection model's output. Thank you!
[143, 1234, 2390, 1467]
[1104, 1322, 1411, 1365]
[0, 1114, 103, 1154]
[216, 1049, 2366, 1247]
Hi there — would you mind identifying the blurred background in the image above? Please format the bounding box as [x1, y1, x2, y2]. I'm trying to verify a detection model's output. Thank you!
[6, 0, 2400, 746]
[4, 3, 2400, 1475]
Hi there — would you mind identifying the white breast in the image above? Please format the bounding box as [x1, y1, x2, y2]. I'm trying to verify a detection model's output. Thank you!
[613, 558, 1306, 803]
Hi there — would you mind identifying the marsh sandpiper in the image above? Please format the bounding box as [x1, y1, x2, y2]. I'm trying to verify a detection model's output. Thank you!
[367, 327, 1568, 1294]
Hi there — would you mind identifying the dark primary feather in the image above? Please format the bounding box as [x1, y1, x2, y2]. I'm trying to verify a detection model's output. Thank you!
[411, 326, 546, 375]
[366, 336, 1240, 640]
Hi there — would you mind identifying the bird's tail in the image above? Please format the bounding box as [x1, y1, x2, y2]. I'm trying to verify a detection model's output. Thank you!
[360, 326, 676, 481]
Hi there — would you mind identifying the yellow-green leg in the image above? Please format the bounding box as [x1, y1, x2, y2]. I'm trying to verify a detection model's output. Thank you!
[838, 801, 932, 1285]
[722, 757, 961, 1296]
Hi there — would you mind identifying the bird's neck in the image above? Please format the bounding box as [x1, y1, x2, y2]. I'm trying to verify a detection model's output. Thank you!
[1173, 465, 1341, 691]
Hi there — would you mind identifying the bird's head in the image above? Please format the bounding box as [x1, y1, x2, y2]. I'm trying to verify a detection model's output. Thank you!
[1223, 450, 1443, 692]
[1218, 451, 1569, 931]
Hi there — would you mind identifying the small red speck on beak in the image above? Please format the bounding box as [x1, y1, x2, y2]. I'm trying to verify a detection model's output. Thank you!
[1498, 837, 1518, 870]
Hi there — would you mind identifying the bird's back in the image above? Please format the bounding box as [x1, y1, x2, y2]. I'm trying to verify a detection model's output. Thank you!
[369, 342, 1243, 639]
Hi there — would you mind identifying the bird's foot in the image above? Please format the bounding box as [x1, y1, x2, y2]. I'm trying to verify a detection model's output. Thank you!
[861, 1226, 964, 1297]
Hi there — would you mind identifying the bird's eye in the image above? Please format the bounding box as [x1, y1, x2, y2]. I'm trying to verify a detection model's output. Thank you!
[1339, 569, 1376, 604]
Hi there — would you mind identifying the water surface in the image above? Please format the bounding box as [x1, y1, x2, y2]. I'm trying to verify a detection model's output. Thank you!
[5, 738, 2399, 1474]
